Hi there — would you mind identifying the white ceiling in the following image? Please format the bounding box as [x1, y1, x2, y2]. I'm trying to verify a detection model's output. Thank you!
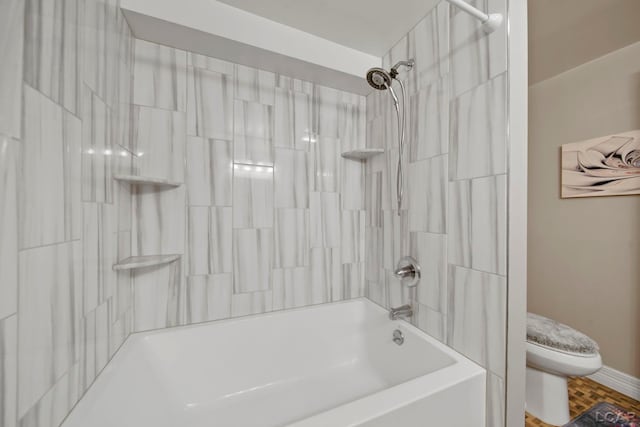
[217, 0, 441, 56]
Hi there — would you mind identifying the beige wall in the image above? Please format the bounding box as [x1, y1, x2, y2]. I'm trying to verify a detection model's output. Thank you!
[528, 41, 640, 378]
[528, 0, 640, 84]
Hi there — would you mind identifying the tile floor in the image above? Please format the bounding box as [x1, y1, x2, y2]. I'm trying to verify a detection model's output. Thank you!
[525, 377, 640, 426]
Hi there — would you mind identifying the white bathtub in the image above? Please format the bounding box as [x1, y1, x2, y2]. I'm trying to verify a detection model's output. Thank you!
[61, 298, 486, 427]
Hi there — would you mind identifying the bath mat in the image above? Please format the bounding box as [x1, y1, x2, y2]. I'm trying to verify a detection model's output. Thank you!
[564, 402, 640, 426]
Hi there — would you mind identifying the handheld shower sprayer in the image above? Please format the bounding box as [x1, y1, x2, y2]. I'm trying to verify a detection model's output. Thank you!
[365, 59, 414, 214]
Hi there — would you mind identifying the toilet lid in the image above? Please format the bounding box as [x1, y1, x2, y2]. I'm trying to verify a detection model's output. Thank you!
[527, 313, 599, 356]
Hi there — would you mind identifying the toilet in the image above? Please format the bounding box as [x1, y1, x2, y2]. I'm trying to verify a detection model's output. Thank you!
[526, 313, 602, 426]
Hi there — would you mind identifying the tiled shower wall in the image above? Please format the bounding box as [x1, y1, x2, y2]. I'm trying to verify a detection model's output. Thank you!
[0, 0, 509, 426]
[0, 0, 135, 426]
[365, 1, 508, 426]
[128, 39, 367, 331]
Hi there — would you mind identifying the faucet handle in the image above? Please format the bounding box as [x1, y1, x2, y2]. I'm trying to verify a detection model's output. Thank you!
[394, 256, 421, 288]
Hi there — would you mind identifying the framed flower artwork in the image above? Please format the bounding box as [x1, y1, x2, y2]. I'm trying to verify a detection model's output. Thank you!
[561, 129, 640, 198]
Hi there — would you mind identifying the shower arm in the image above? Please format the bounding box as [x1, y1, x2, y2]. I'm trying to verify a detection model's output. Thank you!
[444, 0, 503, 34]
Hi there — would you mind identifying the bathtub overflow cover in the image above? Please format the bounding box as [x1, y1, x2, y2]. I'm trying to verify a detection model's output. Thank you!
[393, 329, 404, 345]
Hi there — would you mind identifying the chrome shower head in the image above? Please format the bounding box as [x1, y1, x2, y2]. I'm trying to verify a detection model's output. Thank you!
[366, 67, 393, 91]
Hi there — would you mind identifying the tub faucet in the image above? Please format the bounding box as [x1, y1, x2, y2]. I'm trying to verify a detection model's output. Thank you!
[389, 304, 413, 320]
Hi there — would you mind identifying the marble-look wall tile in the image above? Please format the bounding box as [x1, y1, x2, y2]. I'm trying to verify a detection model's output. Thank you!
[275, 74, 314, 96]
[80, 309, 96, 391]
[132, 185, 186, 255]
[380, 148, 398, 211]
[83, 203, 101, 315]
[93, 302, 111, 375]
[64, 112, 82, 240]
[310, 192, 341, 248]
[365, 172, 382, 227]
[447, 265, 506, 377]
[367, 277, 386, 308]
[409, 77, 449, 161]
[342, 263, 365, 299]
[0, 0, 24, 138]
[407, 155, 447, 233]
[487, 372, 505, 427]
[133, 39, 187, 111]
[115, 21, 134, 149]
[231, 291, 273, 317]
[185, 137, 232, 206]
[0, 315, 17, 427]
[81, 87, 112, 204]
[102, 205, 118, 302]
[83, 0, 118, 103]
[187, 66, 233, 140]
[18, 241, 82, 418]
[272, 267, 310, 310]
[415, 303, 446, 342]
[341, 210, 365, 264]
[131, 107, 186, 182]
[341, 157, 365, 210]
[310, 137, 340, 192]
[234, 100, 273, 166]
[274, 88, 311, 151]
[310, 248, 341, 303]
[274, 209, 309, 268]
[366, 90, 382, 123]
[109, 310, 130, 360]
[312, 85, 339, 138]
[0, 137, 19, 319]
[274, 148, 308, 208]
[450, 0, 506, 97]
[115, 179, 133, 232]
[232, 166, 274, 229]
[449, 175, 506, 275]
[338, 100, 365, 152]
[21, 85, 81, 249]
[234, 134, 273, 168]
[450, 73, 507, 180]
[382, 210, 401, 270]
[187, 207, 232, 275]
[384, 35, 409, 82]
[185, 275, 232, 323]
[410, 232, 447, 313]
[113, 236, 132, 319]
[366, 118, 384, 151]
[13, 2, 135, 426]
[410, 2, 449, 88]
[233, 229, 272, 293]
[365, 227, 382, 283]
[18, 360, 82, 427]
[132, 261, 183, 332]
[387, 270, 410, 310]
[24, 0, 81, 115]
[189, 53, 234, 75]
[234, 64, 276, 106]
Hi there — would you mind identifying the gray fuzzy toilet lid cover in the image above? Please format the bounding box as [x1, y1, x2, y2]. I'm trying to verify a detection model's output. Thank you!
[527, 312, 600, 356]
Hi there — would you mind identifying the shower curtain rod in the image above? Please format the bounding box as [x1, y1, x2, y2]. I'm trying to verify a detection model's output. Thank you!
[444, 0, 503, 33]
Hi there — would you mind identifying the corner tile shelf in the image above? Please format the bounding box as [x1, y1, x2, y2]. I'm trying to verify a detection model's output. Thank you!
[341, 148, 384, 160]
[114, 175, 182, 187]
[113, 254, 181, 271]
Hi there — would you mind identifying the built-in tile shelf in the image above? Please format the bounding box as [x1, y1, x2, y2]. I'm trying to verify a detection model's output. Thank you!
[113, 254, 182, 271]
[341, 148, 385, 160]
[114, 175, 183, 187]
